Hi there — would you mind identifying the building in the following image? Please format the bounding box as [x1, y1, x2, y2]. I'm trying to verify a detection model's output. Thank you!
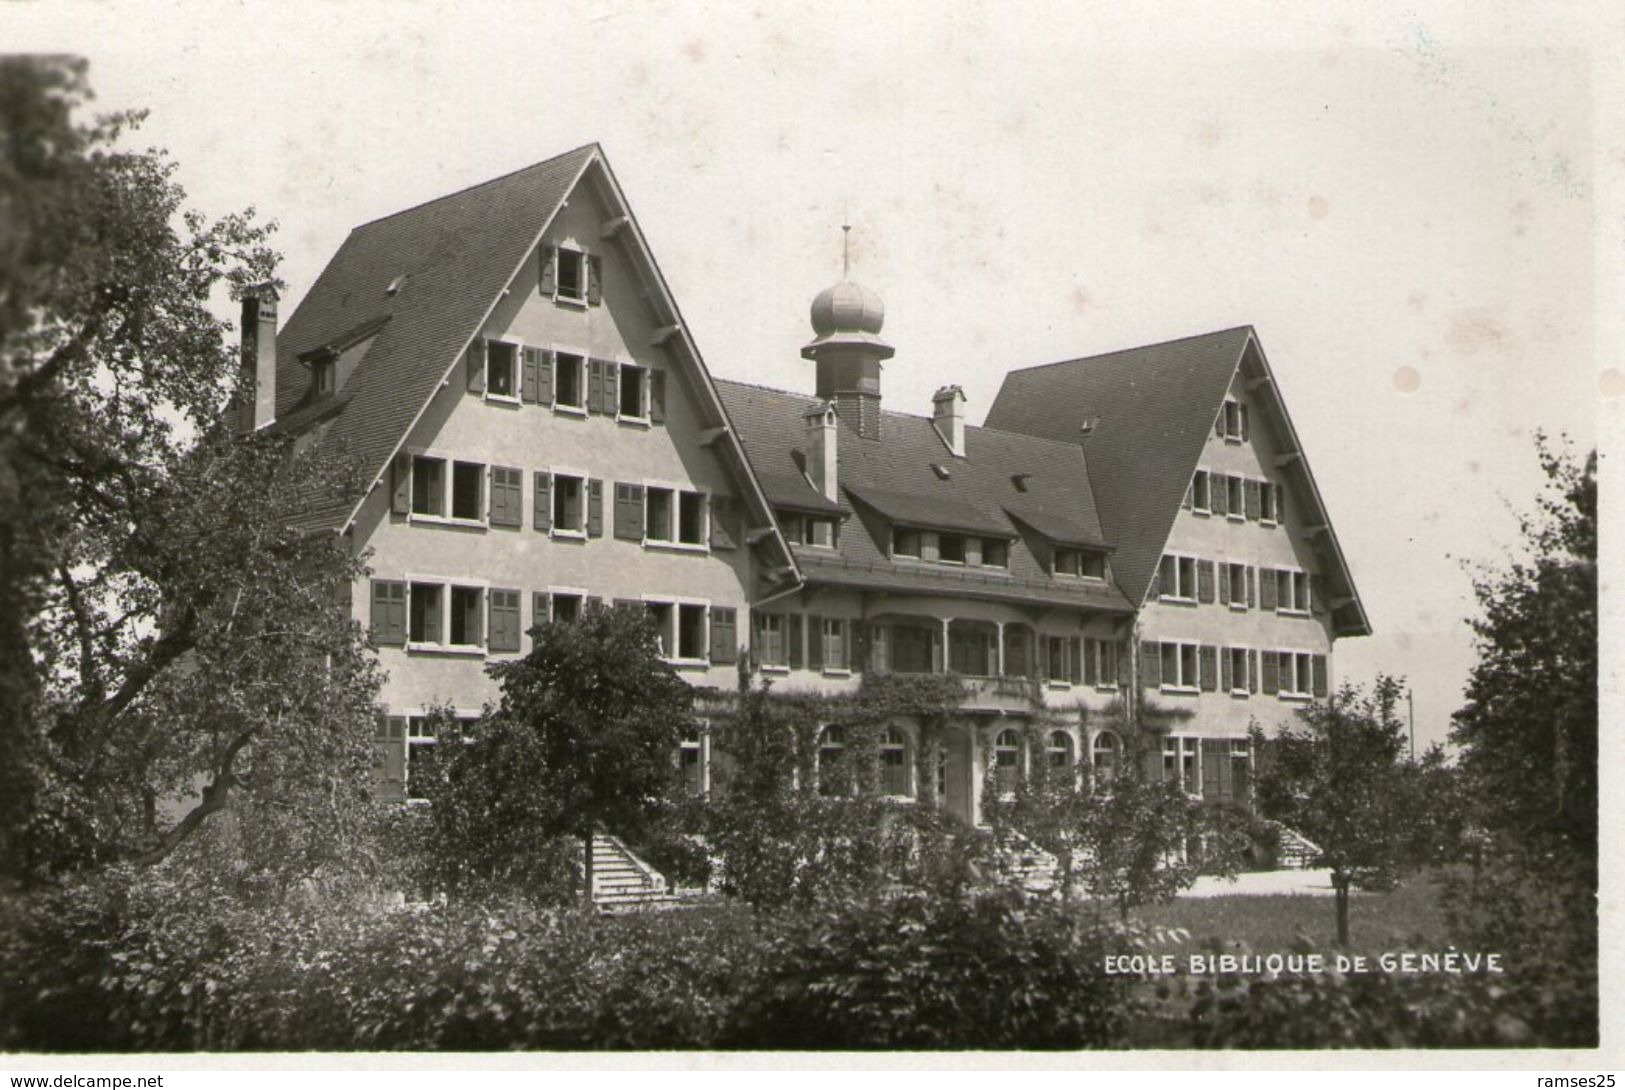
[244, 143, 1368, 833]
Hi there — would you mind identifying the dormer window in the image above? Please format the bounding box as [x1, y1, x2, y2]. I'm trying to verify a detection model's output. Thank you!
[938, 533, 967, 564]
[1217, 398, 1249, 442]
[892, 527, 922, 559]
[785, 514, 837, 548]
[982, 538, 1009, 568]
[1055, 547, 1105, 579]
[313, 357, 335, 396]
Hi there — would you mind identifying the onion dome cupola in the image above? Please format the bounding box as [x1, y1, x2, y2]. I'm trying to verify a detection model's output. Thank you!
[802, 225, 893, 440]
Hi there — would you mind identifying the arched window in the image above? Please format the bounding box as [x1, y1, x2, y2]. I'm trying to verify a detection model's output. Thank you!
[1092, 730, 1121, 788]
[994, 728, 1022, 794]
[818, 725, 850, 796]
[1047, 730, 1073, 770]
[880, 727, 911, 796]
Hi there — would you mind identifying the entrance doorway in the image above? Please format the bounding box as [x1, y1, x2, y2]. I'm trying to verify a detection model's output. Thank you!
[938, 726, 974, 823]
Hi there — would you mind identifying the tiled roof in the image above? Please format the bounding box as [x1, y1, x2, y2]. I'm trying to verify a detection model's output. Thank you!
[271, 145, 600, 531]
[987, 326, 1371, 636]
[716, 378, 1133, 614]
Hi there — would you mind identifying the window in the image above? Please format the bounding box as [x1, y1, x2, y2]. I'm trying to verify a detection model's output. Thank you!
[1226, 562, 1250, 608]
[939, 533, 966, 564]
[948, 623, 996, 677]
[552, 474, 585, 533]
[408, 584, 441, 644]
[1047, 731, 1073, 770]
[451, 461, 483, 521]
[313, 358, 335, 396]
[448, 586, 482, 646]
[892, 527, 922, 559]
[993, 729, 1021, 795]
[1092, 731, 1120, 787]
[1279, 651, 1313, 697]
[1160, 641, 1200, 691]
[1260, 480, 1282, 524]
[1083, 638, 1118, 688]
[1045, 635, 1073, 684]
[1189, 470, 1211, 513]
[818, 725, 851, 796]
[880, 727, 910, 796]
[1054, 547, 1105, 577]
[1218, 399, 1248, 442]
[1226, 647, 1252, 694]
[982, 538, 1009, 568]
[754, 612, 786, 668]
[406, 716, 441, 802]
[411, 456, 445, 516]
[678, 492, 706, 545]
[555, 248, 586, 302]
[619, 363, 647, 419]
[679, 729, 707, 797]
[794, 516, 837, 548]
[676, 603, 707, 661]
[485, 341, 517, 400]
[1278, 569, 1310, 613]
[554, 352, 585, 409]
[1226, 475, 1245, 519]
[1161, 736, 1199, 793]
[1159, 554, 1199, 600]
[550, 592, 583, 624]
[645, 488, 673, 542]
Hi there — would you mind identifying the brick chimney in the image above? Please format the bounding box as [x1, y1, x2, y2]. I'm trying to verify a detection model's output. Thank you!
[239, 284, 279, 432]
[932, 385, 966, 457]
[804, 400, 839, 503]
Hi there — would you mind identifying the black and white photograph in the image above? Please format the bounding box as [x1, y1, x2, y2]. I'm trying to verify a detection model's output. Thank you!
[0, 0, 1615, 1073]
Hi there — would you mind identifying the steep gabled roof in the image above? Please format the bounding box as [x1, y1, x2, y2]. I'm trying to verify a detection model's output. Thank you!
[715, 378, 1134, 614]
[269, 145, 797, 584]
[986, 326, 1370, 636]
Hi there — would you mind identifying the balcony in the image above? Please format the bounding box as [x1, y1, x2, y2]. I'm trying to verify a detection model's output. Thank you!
[959, 674, 1042, 713]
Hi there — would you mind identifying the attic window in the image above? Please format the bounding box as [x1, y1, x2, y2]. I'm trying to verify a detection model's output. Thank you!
[1011, 473, 1030, 493]
[313, 357, 335, 396]
[556, 249, 586, 302]
[930, 463, 952, 480]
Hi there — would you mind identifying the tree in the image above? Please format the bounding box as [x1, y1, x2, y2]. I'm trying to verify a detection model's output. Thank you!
[1249, 676, 1416, 945]
[435, 606, 695, 903]
[0, 57, 379, 886]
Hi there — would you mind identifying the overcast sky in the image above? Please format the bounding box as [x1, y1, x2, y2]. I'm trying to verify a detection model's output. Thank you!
[12, 1, 1619, 752]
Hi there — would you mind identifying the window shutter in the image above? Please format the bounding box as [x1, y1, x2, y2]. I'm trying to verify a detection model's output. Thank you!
[466, 339, 485, 394]
[422, 585, 440, 644]
[789, 614, 804, 669]
[870, 625, 889, 672]
[532, 592, 548, 641]
[1239, 403, 1250, 441]
[1036, 635, 1050, 681]
[370, 579, 406, 646]
[1261, 650, 1279, 695]
[853, 622, 872, 672]
[1312, 654, 1329, 698]
[391, 454, 412, 515]
[1083, 639, 1098, 685]
[1244, 478, 1261, 520]
[586, 254, 603, 305]
[587, 359, 605, 414]
[1069, 636, 1083, 684]
[614, 483, 645, 540]
[538, 246, 556, 295]
[1310, 574, 1329, 615]
[709, 607, 737, 664]
[587, 479, 604, 537]
[1260, 566, 1278, 610]
[1202, 744, 1223, 801]
[533, 472, 552, 531]
[520, 347, 538, 403]
[650, 370, 667, 424]
[709, 496, 737, 549]
[1197, 560, 1216, 604]
[1105, 641, 1120, 685]
[832, 620, 849, 670]
[489, 589, 520, 652]
[603, 361, 620, 415]
[1217, 565, 1231, 605]
[1146, 563, 1162, 600]
[1221, 648, 1233, 691]
[372, 715, 406, 803]
[1199, 645, 1218, 691]
[1246, 565, 1256, 608]
[1215, 411, 1225, 438]
[490, 467, 522, 528]
[1211, 475, 1229, 516]
[1277, 489, 1287, 527]
[538, 350, 555, 405]
[1248, 649, 1259, 693]
[807, 615, 824, 670]
[1183, 480, 1193, 509]
[1141, 641, 1161, 688]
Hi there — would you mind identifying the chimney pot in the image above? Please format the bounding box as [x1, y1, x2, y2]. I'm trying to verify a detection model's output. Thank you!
[931, 384, 966, 457]
[804, 400, 839, 503]
[239, 283, 279, 432]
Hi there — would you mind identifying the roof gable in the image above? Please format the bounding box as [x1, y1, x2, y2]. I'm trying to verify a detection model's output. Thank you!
[986, 326, 1370, 636]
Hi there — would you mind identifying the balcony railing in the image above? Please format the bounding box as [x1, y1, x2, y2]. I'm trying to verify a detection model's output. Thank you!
[959, 674, 1043, 710]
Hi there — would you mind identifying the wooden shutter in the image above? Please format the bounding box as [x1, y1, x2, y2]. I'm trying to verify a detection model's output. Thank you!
[1202, 744, 1223, 801]
[831, 620, 848, 670]
[586, 254, 603, 305]
[536, 471, 559, 532]
[1246, 566, 1256, 608]
[603, 360, 620, 415]
[490, 467, 522, 528]
[587, 358, 605, 414]
[1261, 650, 1279, 695]
[489, 589, 521, 652]
[1211, 474, 1229, 516]
[1220, 647, 1233, 692]
[372, 715, 406, 803]
[709, 607, 737, 664]
[1260, 567, 1279, 610]
[789, 614, 804, 669]
[614, 483, 645, 540]
[649, 370, 666, 424]
[421, 585, 440, 645]
[1083, 639, 1098, 685]
[1248, 649, 1259, 693]
[538, 350, 555, 405]
[391, 454, 412, 515]
[1244, 478, 1261, 520]
[1217, 564, 1231, 605]
[807, 615, 824, 670]
[1312, 654, 1329, 697]
[870, 625, 888, 672]
[1310, 574, 1329, 615]
[370, 579, 406, 646]
[538, 245, 556, 295]
[587, 479, 604, 537]
[1065, 636, 1080, 684]
[1199, 645, 1218, 691]
[1183, 480, 1193, 509]
[1105, 641, 1120, 685]
[1197, 560, 1216, 604]
[466, 339, 485, 394]
[1215, 411, 1225, 438]
[1141, 641, 1160, 688]
[1239, 403, 1250, 441]
[521, 347, 539, 403]
[1277, 489, 1287, 527]
[532, 592, 548, 642]
[709, 496, 737, 549]
[853, 622, 872, 672]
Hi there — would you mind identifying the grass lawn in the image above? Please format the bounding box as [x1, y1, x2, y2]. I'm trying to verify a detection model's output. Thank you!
[1132, 869, 1454, 958]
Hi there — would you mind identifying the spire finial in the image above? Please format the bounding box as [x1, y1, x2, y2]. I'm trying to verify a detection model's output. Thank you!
[841, 222, 851, 279]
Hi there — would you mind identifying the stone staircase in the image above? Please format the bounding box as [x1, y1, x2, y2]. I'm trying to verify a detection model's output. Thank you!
[590, 833, 679, 910]
[1270, 823, 1323, 869]
[997, 834, 1059, 894]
